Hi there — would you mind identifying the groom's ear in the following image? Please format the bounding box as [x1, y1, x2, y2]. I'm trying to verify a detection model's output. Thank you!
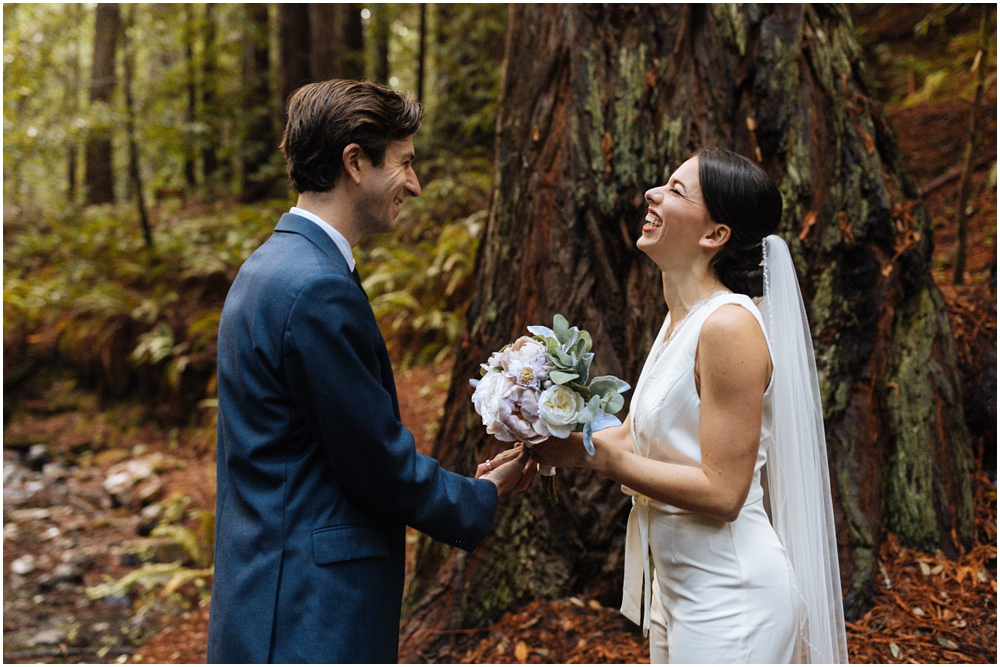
[342, 143, 365, 186]
[700, 223, 731, 251]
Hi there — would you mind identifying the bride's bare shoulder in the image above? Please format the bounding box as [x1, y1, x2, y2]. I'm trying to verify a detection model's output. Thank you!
[699, 304, 769, 358]
[703, 303, 763, 336]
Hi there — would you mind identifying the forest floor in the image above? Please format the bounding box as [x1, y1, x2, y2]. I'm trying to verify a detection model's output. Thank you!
[4, 89, 997, 667]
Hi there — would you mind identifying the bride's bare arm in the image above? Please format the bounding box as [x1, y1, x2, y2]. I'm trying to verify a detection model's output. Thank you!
[532, 305, 769, 522]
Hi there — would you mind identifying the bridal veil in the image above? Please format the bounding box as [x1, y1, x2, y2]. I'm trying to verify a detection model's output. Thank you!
[759, 235, 850, 663]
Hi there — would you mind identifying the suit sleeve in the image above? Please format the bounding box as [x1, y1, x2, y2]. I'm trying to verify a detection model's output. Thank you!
[283, 273, 497, 551]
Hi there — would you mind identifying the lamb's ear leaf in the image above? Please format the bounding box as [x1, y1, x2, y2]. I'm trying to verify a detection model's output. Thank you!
[605, 393, 625, 414]
[550, 370, 580, 385]
[553, 314, 570, 343]
[586, 376, 618, 398]
[590, 412, 622, 431]
[552, 348, 573, 368]
[589, 375, 632, 394]
[582, 421, 597, 456]
[578, 352, 594, 381]
[527, 325, 555, 339]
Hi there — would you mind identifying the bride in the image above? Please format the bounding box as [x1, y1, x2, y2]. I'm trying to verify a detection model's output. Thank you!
[530, 147, 848, 663]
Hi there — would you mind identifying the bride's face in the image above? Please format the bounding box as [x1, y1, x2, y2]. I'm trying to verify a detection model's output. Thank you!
[637, 157, 719, 268]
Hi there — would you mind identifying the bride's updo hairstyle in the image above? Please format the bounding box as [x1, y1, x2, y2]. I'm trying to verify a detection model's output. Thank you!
[696, 147, 783, 298]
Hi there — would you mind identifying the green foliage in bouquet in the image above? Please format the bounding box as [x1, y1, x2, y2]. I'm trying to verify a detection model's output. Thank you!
[528, 314, 631, 422]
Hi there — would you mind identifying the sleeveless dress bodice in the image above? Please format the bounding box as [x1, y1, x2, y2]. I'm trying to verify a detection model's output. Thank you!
[620, 293, 801, 663]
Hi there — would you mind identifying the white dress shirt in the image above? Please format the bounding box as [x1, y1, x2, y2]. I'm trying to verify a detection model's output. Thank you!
[289, 206, 356, 272]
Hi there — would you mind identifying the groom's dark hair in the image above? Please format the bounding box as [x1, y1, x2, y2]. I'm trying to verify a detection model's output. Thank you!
[281, 79, 423, 193]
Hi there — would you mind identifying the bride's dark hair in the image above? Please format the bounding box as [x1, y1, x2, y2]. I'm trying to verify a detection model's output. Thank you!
[696, 147, 783, 298]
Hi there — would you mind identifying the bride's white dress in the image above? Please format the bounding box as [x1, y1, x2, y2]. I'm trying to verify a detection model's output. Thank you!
[621, 292, 802, 663]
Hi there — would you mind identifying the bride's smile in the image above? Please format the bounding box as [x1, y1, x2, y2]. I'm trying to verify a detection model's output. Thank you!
[643, 208, 663, 230]
[635, 157, 718, 268]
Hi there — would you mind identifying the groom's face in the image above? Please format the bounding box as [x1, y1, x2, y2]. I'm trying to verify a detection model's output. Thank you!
[354, 136, 422, 236]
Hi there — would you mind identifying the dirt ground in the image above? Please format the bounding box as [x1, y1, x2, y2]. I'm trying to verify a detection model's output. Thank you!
[4, 56, 997, 667]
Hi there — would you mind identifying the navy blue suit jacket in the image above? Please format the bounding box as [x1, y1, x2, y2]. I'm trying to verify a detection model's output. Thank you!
[206, 213, 497, 663]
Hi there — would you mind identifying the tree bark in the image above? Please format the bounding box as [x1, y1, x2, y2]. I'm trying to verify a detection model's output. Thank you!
[279, 4, 311, 112]
[952, 7, 991, 285]
[400, 4, 975, 657]
[416, 4, 427, 101]
[429, 3, 507, 156]
[85, 3, 119, 205]
[66, 4, 83, 204]
[201, 3, 219, 181]
[308, 4, 340, 81]
[341, 4, 365, 80]
[184, 3, 198, 188]
[239, 4, 276, 203]
[120, 5, 152, 248]
[372, 6, 390, 85]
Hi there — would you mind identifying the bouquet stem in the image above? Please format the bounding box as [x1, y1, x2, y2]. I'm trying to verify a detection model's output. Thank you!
[539, 465, 558, 505]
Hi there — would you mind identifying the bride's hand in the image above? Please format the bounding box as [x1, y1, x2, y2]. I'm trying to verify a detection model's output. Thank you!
[526, 434, 588, 469]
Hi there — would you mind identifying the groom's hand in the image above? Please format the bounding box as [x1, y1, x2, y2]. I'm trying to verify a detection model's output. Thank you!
[477, 444, 537, 496]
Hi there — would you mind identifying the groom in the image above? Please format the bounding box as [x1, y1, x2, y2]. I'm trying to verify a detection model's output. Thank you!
[206, 80, 534, 663]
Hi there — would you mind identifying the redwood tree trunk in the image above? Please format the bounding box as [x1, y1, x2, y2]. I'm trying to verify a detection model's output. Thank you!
[239, 4, 276, 203]
[341, 4, 364, 81]
[416, 4, 427, 101]
[202, 3, 219, 181]
[279, 4, 311, 110]
[400, 4, 975, 658]
[308, 4, 340, 81]
[85, 3, 119, 205]
[372, 7, 390, 85]
[66, 3, 83, 204]
[184, 3, 198, 188]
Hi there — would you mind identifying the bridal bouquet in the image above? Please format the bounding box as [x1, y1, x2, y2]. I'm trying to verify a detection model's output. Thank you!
[470, 314, 630, 503]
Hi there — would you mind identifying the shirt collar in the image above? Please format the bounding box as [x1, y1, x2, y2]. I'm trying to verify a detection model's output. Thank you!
[289, 206, 356, 272]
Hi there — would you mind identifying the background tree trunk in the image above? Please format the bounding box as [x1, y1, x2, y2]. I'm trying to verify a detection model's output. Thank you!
[341, 4, 365, 80]
[120, 5, 152, 248]
[239, 4, 276, 203]
[430, 3, 508, 157]
[416, 4, 427, 101]
[372, 7, 390, 85]
[66, 4, 82, 204]
[279, 4, 311, 113]
[201, 3, 220, 182]
[308, 4, 340, 81]
[951, 7, 991, 285]
[400, 4, 976, 657]
[85, 3, 119, 205]
[184, 3, 198, 188]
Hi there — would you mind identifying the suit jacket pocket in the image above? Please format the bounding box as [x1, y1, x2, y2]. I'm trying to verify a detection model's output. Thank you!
[311, 524, 389, 565]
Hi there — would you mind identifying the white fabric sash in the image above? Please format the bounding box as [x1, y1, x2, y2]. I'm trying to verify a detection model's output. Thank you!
[620, 485, 652, 636]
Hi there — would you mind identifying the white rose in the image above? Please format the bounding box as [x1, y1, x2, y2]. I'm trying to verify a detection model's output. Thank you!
[537, 385, 584, 439]
[472, 371, 510, 425]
